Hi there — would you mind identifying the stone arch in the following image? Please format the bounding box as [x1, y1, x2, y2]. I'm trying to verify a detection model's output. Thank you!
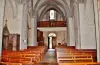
[8, 0, 17, 19]
[33, 0, 71, 18]
[48, 32, 56, 37]
[38, 5, 65, 21]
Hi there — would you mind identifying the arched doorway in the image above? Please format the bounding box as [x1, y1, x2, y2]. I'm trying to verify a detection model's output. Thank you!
[48, 33, 56, 49]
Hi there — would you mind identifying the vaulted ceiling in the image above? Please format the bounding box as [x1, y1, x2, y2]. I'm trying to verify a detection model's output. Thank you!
[7, 0, 78, 21]
[30, 0, 72, 21]
[7, 0, 85, 21]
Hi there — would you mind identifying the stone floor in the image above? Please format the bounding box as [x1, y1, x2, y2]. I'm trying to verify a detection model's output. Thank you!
[36, 49, 58, 65]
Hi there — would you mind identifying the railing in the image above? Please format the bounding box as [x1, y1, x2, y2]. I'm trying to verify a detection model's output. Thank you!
[38, 21, 66, 27]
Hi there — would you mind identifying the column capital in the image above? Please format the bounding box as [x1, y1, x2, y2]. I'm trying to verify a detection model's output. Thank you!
[16, 0, 29, 5]
[31, 15, 37, 20]
[75, 0, 85, 4]
[68, 17, 73, 19]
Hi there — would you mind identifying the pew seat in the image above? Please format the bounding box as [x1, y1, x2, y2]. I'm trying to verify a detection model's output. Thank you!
[59, 62, 100, 65]
[0, 62, 22, 65]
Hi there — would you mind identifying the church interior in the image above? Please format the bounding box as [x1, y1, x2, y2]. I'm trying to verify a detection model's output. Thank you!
[1, 0, 100, 65]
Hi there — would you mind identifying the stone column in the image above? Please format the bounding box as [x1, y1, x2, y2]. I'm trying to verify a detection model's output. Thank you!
[78, 2, 96, 49]
[0, 0, 5, 61]
[77, 3, 85, 49]
[21, 3, 28, 49]
[94, 0, 100, 62]
[17, 2, 28, 50]
[17, 3, 24, 50]
[73, 3, 81, 49]
[28, 17, 38, 46]
[67, 17, 75, 46]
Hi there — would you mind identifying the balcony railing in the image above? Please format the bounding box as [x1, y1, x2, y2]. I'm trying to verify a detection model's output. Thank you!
[38, 21, 66, 27]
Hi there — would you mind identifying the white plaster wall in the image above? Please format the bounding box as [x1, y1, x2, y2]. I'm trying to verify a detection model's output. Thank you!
[43, 31, 49, 46]
[4, 1, 28, 50]
[4, 0, 20, 33]
[43, 31, 67, 47]
[56, 31, 67, 45]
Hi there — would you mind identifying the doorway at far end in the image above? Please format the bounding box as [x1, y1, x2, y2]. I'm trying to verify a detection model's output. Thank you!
[48, 33, 56, 49]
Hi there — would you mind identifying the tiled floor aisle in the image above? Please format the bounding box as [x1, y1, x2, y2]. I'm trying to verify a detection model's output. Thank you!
[36, 49, 58, 65]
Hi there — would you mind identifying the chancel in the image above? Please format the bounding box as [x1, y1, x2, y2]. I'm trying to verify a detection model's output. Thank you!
[0, 0, 100, 65]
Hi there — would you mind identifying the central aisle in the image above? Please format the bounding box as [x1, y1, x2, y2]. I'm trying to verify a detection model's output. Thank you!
[41, 49, 57, 63]
[36, 49, 58, 65]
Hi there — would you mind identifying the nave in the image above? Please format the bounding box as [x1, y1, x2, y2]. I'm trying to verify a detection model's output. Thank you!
[1, 45, 100, 65]
[1, 0, 100, 65]
[36, 49, 57, 65]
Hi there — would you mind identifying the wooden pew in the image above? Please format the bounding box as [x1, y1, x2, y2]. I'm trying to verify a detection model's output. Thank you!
[56, 45, 96, 64]
[59, 62, 100, 65]
[0, 62, 22, 65]
[57, 54, 93, 63]
[1, 46, 47, 64]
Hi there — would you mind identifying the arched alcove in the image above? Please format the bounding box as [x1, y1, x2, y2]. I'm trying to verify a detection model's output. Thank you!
[48, 33, 56, 49]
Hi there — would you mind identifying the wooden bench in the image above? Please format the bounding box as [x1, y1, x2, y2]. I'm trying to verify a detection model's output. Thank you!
[57, 54, 93, 63]
[56, 46, 97, 63]
[0, 62, 22, 65]
[1, 46, 47, 64]
[59, 62, 100, 65]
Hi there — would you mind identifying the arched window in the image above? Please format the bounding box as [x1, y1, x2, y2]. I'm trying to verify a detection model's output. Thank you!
[50, 10, 55, 20]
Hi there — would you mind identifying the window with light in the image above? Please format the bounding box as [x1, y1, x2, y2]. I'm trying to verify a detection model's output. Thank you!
[50, 10, 55, 20]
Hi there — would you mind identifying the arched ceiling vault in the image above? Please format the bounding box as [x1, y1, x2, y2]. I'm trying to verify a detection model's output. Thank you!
[38, 5, 65, 21]
[32, 0, 71, 20]
[8, 0, 17, 18]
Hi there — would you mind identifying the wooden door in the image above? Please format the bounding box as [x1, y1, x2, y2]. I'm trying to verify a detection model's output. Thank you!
[52, 37, 56, 49]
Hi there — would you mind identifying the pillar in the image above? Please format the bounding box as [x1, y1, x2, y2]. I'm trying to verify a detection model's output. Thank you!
[21, 3, 28, 49]
[78, 2, 96, 49]
[17, 2, 28, 50]
[94, 0, 100, 62]
[73, 3, 81, 49]
[28, 17, 38, 46]
[67, 17, 75, 46]
[0, 0, 5, 61]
